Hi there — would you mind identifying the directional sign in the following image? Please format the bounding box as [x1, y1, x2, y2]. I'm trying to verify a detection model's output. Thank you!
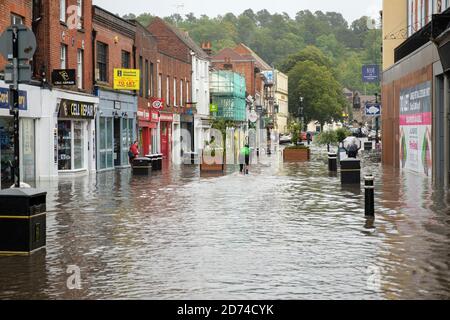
[0, 24, 36, 61]
[362, 65, 380, 83]
[365, 103, 381, 116]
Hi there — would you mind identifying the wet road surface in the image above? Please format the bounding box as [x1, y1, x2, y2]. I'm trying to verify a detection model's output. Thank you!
[0, 145, 449, 299]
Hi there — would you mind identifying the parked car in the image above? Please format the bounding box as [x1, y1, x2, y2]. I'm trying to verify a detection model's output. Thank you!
[279, 134, 292, 145]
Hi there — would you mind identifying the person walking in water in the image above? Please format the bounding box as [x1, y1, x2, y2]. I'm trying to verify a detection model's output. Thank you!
[129, 141, 140, 163]
[239, 144, 251, 174]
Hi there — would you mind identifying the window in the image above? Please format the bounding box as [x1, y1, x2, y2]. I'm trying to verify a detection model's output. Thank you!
[97, 42, 108, 82]
[139, 56, 143, 97]
[174, 78, 177, 106]
[166, 76, 170, 105]
[60, 0, 66, 22]
[77, 49, 83, 89]
[145, 59, 149, 98]
[76, 0, 83, 29]
[186, 81, 190, 102]
[60, 45, 67, 69]
[11, 14, 24, 25]
[150, 63, 154, 97]
[121, 50, 130, 69]
[158, 74, 162, 98]
[180, 80, 184, 107]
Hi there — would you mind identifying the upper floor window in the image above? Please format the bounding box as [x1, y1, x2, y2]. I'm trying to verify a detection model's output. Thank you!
[97, 42, 108, 82]
[77, 49, 84, 89]
[180, 80, 184, 107]
[77, 0, 83, 29]
[11, 14, 24, 25]
[60, 0, 66, 23]
[121, 50, 130, 69]
[60, 44, 67, 69]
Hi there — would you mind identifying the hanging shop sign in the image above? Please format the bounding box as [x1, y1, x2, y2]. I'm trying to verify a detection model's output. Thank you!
[362, 65, 380, 83]
[58, 99, 95, 119]
[52, 69, 76, 86]
[399, 81, 432, 177]
[113, 68, 140, 91]
[210, 103, 218, 113]
[151, 98, 164, 110]
[0, 87, 27, 110]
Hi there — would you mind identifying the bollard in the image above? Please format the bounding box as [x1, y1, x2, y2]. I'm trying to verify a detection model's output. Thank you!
[328, 153, 338, 172]
[364, 175, 375, 217]
[340, 158, 361, 185]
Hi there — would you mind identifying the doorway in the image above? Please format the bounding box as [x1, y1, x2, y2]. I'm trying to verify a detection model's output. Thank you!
[0, 117, 14, 189]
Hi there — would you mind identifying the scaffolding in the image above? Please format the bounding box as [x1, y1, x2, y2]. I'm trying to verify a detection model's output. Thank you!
[210, 71, 247, 122]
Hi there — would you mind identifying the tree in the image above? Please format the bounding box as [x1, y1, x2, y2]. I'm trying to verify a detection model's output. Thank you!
[279, 46, 332, 73]
[288, 60, 346, 126]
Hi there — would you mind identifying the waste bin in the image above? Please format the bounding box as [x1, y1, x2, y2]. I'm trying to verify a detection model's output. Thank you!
[364, 141, 373, 151]
[340, 159, 361, 185]
[0, 188, 47, 255]
[132, 157, 152, 176]
[146, 154, 162, 171]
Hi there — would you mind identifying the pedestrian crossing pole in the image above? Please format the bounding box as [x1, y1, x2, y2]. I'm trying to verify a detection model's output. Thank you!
[10, 26, 20, 188]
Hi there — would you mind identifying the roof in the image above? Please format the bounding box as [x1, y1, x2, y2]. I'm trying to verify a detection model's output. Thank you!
[235, 43, 272, 70]
[149, 17, 209, 60]
[211, 48, 254, 62]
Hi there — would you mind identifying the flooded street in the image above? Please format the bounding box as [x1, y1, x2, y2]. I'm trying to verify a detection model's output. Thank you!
[0, 145, 449, 300]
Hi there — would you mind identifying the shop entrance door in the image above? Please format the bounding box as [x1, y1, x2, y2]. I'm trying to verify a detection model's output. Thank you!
[114, 118, 121, 167]
[161, 122, 171, 159]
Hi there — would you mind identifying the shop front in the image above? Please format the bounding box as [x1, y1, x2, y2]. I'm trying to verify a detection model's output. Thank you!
[181, 114, 194, 155]
[56, 99, 96, 174]
[0, 83, 39, 189]
[138, 109, 159, 156]
[96, 88, 137, 171]
[194, 116, 211, 154]
[159, 112, 173, 159]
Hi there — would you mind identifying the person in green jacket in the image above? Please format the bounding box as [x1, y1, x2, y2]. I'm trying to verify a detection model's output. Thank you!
[239, 144, 251, 174]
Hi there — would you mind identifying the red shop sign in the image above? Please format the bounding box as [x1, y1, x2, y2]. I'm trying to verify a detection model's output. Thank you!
[151, 98, 165, 110]
[159, 113, 173, 122]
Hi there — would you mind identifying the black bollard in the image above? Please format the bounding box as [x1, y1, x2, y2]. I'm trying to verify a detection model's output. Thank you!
[364, 175, 375, 217]
[328, 153, 337, 172]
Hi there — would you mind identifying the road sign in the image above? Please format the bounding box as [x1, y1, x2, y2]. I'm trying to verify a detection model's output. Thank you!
[0, 24, 36, 61]
[362, 65, 380, 83]
[248, 110, 258, 123]
[365, 103, 381, 116]
[4, 64, 31, 84]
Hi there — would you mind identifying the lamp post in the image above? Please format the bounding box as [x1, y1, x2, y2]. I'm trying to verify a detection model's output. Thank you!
[298, 97, 304, 144]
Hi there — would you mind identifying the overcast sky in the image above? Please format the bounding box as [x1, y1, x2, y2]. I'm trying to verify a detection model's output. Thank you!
[93, 0, 382, 24]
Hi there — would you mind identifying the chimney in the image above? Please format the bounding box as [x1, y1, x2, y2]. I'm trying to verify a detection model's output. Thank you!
[201, 41, 213, 56]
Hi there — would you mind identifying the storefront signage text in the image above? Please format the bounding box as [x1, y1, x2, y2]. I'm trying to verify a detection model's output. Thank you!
[159, 113, 173, 122]
[113, 69, 140, 91]
[0, 87, 27, 110]
[52, 69, 76, 86]
[59, 99, 95, 119]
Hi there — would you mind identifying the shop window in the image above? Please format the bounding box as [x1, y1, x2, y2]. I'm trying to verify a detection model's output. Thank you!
[58, 120, 85, 171]
[0, 118, 14, 189]
[99, 117, 114, 170]
[121, 119, 134, 165]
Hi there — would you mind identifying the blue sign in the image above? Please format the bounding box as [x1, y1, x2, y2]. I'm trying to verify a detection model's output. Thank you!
[365, 103, 381, 116]
[0, 87, 27, 110]
[362, 65, 380, 83]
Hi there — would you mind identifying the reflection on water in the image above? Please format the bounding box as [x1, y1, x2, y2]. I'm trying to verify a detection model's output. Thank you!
[0, 146, 449, 299]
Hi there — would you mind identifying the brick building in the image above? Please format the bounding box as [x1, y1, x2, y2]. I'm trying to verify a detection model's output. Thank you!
[147, 17, 193, 161]
[131, 20, 159, 156]
[32, 0, 93, 93]
[92, 5, 137, 171]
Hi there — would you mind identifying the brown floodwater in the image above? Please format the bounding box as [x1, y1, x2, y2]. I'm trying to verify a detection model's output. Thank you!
[0, 145, 449, 299]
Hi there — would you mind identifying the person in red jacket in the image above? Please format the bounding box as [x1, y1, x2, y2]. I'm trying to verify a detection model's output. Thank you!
[129, 141, 140, 163]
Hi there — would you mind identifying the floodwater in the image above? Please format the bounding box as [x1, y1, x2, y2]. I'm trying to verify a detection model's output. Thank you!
[0, 145, 449, 300]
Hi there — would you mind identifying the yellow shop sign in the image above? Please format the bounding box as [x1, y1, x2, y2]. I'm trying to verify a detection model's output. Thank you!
[113, 69, 140, 91]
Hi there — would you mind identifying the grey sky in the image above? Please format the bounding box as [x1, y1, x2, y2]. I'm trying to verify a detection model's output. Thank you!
[93, 0, 382, 24]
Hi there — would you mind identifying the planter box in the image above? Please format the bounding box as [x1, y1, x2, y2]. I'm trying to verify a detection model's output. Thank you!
[200, 151, 225, 173]
[283, 148, 311, 162]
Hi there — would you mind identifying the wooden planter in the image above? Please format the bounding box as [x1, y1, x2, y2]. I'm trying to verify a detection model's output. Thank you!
[200, 151, 225, 173]
[283, 148, 311, 162]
